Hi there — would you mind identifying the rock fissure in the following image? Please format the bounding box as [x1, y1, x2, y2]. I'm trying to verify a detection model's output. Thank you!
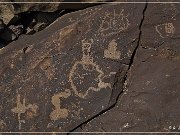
[128, 2, 148, 69]
[69, 3, 148, 133]
[2, 2, 178, 133]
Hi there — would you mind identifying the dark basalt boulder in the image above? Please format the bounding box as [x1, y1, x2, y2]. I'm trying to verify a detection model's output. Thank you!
[0, 0, 110, 25]
[0, 3, 145, 132]
[0, 0, 113, 47]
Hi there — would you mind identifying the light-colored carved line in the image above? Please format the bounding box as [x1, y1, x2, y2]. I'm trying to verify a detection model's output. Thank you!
[69, 39, 111, 99]
[50, 89, 71, 121]
[11, 94, 37, 130]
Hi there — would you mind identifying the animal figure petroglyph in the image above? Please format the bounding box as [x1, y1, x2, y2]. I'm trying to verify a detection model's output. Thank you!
[155, 22, 175, 38]
[11, 94, 38, 130]
[69, 39, 111, 99]
[50, 89, 71, 121]
[104, 39, 121, 60]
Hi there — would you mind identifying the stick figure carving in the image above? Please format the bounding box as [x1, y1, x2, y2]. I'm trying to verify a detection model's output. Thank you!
[11, 94, 38, 130]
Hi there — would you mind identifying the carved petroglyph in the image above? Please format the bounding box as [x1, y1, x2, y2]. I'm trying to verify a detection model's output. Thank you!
[155, 22, 175, 38]
[98, 9, 130, 36]
[69, 39, 111, 99]
[50, 89, 71, 121]
[104, 39, 121, 60]
[40, 58, 55, 80]
[165, 23, 175, 34]
[81, 39, 94, 69]
[49, 39, 114, 121]
[102, 72, 117, 80]
[0, 120, 6, 129]
[26, 104, 39, 119]
[11, 94, 38, 130]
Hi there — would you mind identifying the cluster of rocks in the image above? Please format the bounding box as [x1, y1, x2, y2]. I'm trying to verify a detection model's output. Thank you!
[0, 0, 111, 48]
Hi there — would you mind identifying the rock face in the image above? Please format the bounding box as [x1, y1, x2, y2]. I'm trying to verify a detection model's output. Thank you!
[72, 3, 180, 133]
[0, 3, 145, 132]
[0, 2, 180, 134]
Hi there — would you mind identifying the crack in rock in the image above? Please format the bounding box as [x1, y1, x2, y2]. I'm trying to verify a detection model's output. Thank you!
[69, 2, 148, 133]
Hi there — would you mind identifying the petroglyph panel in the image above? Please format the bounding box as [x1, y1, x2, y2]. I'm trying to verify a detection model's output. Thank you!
[73, 3, 180, 133]
[69, 39, 111, 99]
[0, 3, 145, 132]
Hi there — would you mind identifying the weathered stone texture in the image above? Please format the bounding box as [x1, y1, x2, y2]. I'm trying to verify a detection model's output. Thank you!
[0, 2, 180, 134]
[0, 3, 145, 132]
[72, 3, 180, 133]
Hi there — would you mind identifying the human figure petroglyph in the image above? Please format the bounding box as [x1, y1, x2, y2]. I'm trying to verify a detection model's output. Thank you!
[50, 89, 71, 121]
[155, 22, 175, 38]
[98, 9, 130, 37]
[11, 94, 38, 130]
[69, 39, 111, 99]
[104, 39, 121, 60]
[81, 39, 94, 70]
